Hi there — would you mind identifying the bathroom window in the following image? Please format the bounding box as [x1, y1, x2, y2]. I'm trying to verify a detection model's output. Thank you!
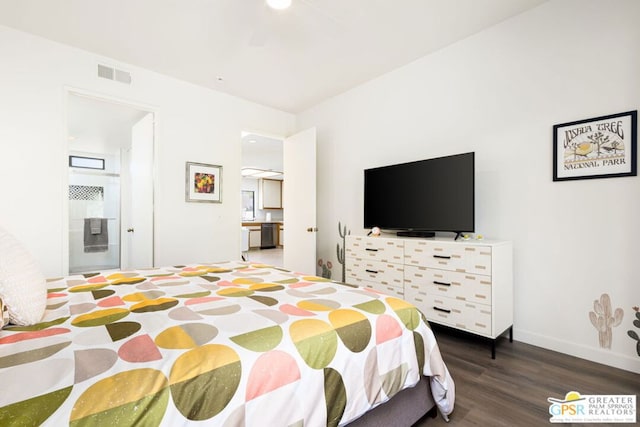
[69, 155, 105, 170]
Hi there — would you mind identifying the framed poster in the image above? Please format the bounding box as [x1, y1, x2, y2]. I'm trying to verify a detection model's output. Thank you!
[553, 110, 637, 181]
[185, 162, 222, 203]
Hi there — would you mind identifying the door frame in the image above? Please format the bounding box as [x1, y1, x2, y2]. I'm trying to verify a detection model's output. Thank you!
[62, 87, 158, 275]
[240, 128, 286, 258]
[240, 127, 317, 272]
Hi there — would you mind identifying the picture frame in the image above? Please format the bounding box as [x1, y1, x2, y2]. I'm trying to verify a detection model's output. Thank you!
[553, 110, 637, 181]
[185, 162, 222, 203]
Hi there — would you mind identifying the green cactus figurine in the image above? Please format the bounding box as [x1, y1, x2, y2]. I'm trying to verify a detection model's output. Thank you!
[336, 221, 350, 282]
[627, 306, 640, 357]
[588, 293, 623, 349]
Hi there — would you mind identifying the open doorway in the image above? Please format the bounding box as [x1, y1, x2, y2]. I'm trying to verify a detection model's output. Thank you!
[66, 91, 154, 274]
[241, 132, 284, 266]
[240, 128, 317, 273]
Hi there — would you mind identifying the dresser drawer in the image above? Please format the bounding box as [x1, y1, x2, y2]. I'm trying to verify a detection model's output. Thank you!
[404, 280, 429, 317]
[404, 265, 491, 305]
[347, 277, 404, 298]
[463, 301, 492, 336]
[421, 295, 466, 329]
[346, 236, 404, 263]
[346, 258, 403, 288]
[421, 295, 492, 335]
[405, 240, 491, 275]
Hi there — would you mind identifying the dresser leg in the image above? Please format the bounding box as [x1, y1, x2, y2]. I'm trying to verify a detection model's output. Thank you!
[492, 327, 513, 359]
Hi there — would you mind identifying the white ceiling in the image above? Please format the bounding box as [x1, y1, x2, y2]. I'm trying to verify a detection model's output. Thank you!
[0, 0, 547, 113]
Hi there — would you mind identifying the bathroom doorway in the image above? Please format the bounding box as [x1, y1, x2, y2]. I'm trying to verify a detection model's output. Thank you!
[66, 91, 154, 274]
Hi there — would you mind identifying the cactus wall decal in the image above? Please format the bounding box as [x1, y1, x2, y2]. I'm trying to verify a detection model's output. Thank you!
[588, 293, 624, 349]
[317, 259, 332, 279]
[627, 306, 640, 357]
[336, 221, 350, 282]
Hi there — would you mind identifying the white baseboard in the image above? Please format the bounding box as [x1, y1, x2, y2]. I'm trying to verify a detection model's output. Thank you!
[513, 328, 640, 374]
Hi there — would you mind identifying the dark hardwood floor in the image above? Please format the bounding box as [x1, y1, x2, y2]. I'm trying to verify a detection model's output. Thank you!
[415, 326, 639, 426]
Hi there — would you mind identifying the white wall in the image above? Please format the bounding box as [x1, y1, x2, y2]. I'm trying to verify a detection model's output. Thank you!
[0, 25, 294, 276]
[298, 0, 640, 372]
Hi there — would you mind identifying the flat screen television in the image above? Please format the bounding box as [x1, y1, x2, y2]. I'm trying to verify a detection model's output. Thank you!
[364, 152, 474, 239]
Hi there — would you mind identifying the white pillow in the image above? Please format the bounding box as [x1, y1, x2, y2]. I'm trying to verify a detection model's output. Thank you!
[0, 226, 47, 326]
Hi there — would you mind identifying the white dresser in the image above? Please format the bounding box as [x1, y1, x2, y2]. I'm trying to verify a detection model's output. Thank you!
[345, 235, 513, 358]
[344, 236, 405, 298]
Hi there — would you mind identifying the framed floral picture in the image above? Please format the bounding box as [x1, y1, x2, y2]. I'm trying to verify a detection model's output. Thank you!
[553, 110, 637, 181]
[185, 162, 222, 203]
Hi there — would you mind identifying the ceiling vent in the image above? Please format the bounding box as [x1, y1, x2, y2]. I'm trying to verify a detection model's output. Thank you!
[97, 64, 113, 80]
[97, 64, 131, 85]
[115, 69, 132, 84]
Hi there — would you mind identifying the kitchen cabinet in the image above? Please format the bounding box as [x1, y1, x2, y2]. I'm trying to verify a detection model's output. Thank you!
[242, 223, 261, 248]
[260, 179, 282, 209]
[249, 230, 261, 248]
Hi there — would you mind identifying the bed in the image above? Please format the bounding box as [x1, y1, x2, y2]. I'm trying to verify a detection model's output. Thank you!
[0, 261, 454, 426]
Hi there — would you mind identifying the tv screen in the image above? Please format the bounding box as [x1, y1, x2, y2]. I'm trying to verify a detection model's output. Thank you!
[364, 152, 474, 235]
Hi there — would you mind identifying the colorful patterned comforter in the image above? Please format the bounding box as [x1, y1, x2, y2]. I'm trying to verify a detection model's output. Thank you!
[0, 262, 454, 426]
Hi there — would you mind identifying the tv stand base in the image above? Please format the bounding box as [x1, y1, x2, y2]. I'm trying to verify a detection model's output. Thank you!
[396, 231, 435, 238]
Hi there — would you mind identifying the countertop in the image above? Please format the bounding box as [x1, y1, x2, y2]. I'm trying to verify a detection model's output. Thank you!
[242, 221, 284, 226]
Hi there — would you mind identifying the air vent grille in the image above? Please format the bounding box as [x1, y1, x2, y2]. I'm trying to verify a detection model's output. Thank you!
[115, 69, 132, 84]
[97, 64, 131, 85]
[97, 64, 114, 80]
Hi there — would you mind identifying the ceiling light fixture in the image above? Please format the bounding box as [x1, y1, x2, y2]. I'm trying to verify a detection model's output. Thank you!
[253, 171, 282, 178]
[266, 0, 291, 10]
[241, 168, 263, 176]
[241, 167, 283, 178]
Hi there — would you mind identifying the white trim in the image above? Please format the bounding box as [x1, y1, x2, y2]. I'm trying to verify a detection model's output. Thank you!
[65, 86, 158, 114]
[514, 327, 640, 374]
[241, 128, 286, 140]
[62, 86, 159, 275]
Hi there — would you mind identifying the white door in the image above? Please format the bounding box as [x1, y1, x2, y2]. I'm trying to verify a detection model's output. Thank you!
[121, 113, 154, 269]
[283, 127, 316, 273]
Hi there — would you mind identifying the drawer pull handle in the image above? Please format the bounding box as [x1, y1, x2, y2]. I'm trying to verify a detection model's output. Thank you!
[433, 255, 451, 259]
[366, 248, 379, 252]
[365, 269, 378, 274]
[433, 281, 451, 287]
[433, 306, 451, 314]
